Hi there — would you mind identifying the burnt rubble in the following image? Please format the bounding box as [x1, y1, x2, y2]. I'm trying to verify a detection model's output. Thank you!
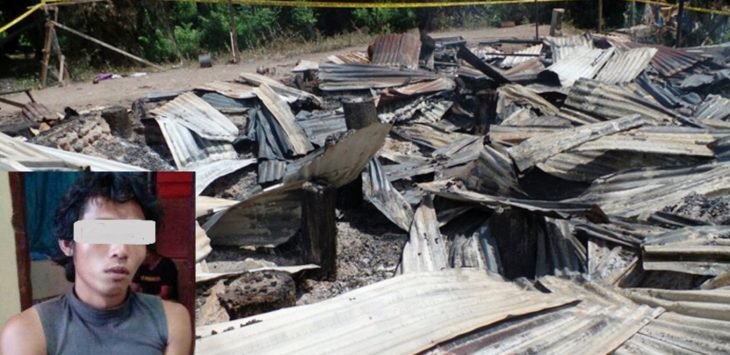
[2, 29, 730, 353]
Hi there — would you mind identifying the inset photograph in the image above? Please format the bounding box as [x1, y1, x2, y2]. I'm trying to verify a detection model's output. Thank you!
[0, 172, 194, 355]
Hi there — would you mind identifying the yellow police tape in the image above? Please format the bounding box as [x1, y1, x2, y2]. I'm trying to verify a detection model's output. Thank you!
[627, 0, 730, 17]
[3, 0, 729, 34]
[167, 0, 575, 8]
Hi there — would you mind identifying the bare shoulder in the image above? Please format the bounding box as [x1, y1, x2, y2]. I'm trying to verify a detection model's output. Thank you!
[0, 307, 46, 355]
[161, 300, 192, 355]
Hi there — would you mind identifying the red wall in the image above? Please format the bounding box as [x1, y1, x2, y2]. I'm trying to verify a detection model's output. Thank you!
[155, 172, 195, 327]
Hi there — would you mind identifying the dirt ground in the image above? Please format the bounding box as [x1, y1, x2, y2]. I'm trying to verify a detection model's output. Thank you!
[0, 25, 553, 120]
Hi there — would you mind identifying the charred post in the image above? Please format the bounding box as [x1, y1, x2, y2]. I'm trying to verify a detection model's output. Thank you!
[301, 181, 337, 280]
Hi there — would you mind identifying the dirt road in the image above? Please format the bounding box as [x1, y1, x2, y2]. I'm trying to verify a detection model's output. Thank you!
[0, 25, 553, 118]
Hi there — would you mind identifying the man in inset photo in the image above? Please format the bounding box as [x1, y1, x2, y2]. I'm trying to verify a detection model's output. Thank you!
[0, 172, 192, 355]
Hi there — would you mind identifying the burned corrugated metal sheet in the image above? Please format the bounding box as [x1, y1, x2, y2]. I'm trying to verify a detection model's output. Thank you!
[569, 161, 730, 219]
[385, 77, 455, 97]
[615, 311, 730, 354]
[641, 226, 730, 276]
[204, 189, 302, 247]
[564, 79, 686, 125]
[196, 81, 257, 100]
[238, 72, 323, 106]
[150, 92, 239, 142]
[21, 102, 56, 123]
[295, 111, 347, 147]
[471, 44, 503, 61]
[196, 269, 578, 355]
[193, 158, 256, 195]
[254, 83, 314, 157]
[595, 47, 657, 84]
[638, 44, 708, 77]
[400, 195, 448, 274]
[420, 179, 594, 217]
[258, 159, 287, 185]
[500, 44, 543, 68]
[545, 33, 593, 62]
[363, 159, 414, 231]
[0, 131, 146, 171]
[624, 288, 730, 321]
[497, 84, 561, 118]
[327, 51, 369, 65]
[200, 93, 247, 110]
[392, 123, 472, 150]
[155, 118, 237, 169]
[430, 279, 658, 354]
[538, 149, 711, 182]
[694, 94, 730, 121]
[541, 47, 614, 87]
[282, 122, 391, 189]
[369, 33, 421, 70]
[318, 63, 439, 91]
[507, 114, 647, 172]
[572, 126, 720, 157]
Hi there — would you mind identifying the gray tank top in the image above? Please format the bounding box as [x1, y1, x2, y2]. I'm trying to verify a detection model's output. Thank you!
[35, 288, 168, 355]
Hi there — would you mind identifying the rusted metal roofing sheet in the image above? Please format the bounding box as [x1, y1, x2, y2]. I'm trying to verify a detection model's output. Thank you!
[641, 225, 730, 276]
[369, 33, 421, 70]
[362, 159, 413, 231]
[318, 63, 439, 91]
[195, 269, 578, 355]
[595, 47, 657, 84]
[694, 94, 730, 121]
[156, 118, 237, 169]
[564, 79, 684, 125]
[327, 51, 369, 65]
[541, 47, 614, 87]
[500, 44, 543, 68]
[150, 92, 239, 142]
[254, 83, 314, 157]
[196, 81, 257, 100]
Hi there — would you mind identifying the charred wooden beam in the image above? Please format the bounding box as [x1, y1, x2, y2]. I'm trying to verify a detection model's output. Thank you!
[300, 181, 337, 280]
[457, 45, 510, 85]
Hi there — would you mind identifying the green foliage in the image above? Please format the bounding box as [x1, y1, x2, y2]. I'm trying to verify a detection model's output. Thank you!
[291, 5, 318, 29]
[138, 28, 175, 62]
[174, 23, 202, 58]
[236, 6, 281, 48]
[352, 7, 417, 33]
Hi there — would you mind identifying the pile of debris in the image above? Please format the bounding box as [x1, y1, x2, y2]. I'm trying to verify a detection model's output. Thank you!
[193, 31, 730, 353]
[2, 28, 730, 353]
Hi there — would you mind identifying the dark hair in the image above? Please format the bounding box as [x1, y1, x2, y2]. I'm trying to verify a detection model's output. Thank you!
[53, 172, 163, 281]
